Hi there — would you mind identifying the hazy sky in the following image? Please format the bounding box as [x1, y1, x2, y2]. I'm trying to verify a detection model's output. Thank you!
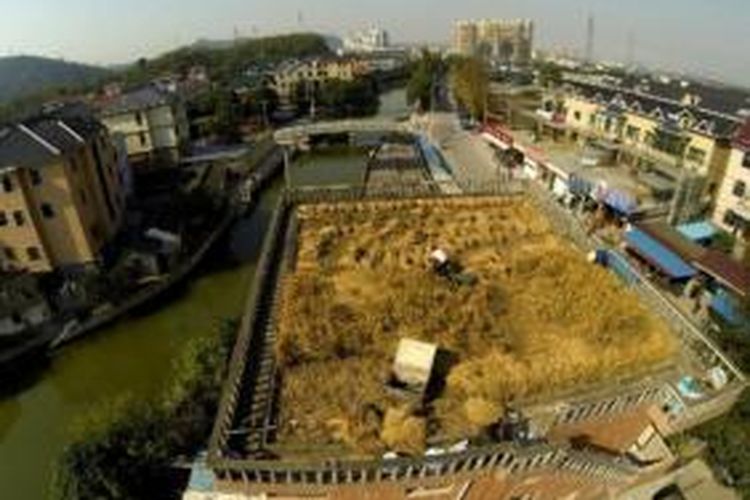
[0, 0, 748, 85]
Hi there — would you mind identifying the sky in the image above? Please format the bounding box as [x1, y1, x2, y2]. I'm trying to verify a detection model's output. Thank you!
[0, 0, 748, 86]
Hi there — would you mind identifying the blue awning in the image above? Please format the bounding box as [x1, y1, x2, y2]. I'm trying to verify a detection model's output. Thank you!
[625, 228, 697, 280]
[569, 174, 594, 196]
[677, 221, 718, 243]
[711, 288, 747, 326]
[602, 189, 637, 215]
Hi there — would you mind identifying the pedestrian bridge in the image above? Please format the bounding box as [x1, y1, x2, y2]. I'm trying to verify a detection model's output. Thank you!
[273, 119, 412, 145]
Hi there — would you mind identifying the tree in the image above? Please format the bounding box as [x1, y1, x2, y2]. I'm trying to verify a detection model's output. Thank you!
[52, 319, 238, 500]
[407, 49, 444, 112]
[211, 89, 242, 142]
[537, 62, 563, 88]
[318, 77, 379, 118]
[451, 56, 489, 120]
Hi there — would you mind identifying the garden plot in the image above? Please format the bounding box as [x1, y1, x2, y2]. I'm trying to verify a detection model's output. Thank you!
[273, 196, 677, 456]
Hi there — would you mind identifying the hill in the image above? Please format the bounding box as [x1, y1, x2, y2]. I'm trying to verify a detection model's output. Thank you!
[0, 56, 107, 103]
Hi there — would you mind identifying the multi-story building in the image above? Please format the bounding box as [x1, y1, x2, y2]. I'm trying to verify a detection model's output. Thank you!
[343, 27, 390, 53]
[0, 112, 126, 274]
[454, 19, 534, 65]
[271, 57, 370, 106]
[714, 119, 750, 239]
[97, 85, 190, 168]
[454, 21, 479, 57]
[545, 78, 741, 220]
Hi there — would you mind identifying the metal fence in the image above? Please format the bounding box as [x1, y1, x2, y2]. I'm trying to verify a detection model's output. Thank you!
[211, 442, 635, 489]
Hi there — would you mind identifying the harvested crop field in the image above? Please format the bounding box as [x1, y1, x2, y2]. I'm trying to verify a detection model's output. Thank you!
[274, 196, 677, 456]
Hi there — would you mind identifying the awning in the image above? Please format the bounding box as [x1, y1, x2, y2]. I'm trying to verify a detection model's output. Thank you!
[677, 221, 718, 243]
[568, 174, 594, 196]
[601, 189, 637, 215]
[625, 228, 697, 280]
[711, 288, 746, 326]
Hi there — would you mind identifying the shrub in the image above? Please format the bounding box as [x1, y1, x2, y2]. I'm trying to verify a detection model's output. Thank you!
[52, 319, 238, 499]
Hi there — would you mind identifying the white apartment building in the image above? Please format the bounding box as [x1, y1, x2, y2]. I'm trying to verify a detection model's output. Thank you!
[98, 86, 189, 168]
[714, 122, 750, 239]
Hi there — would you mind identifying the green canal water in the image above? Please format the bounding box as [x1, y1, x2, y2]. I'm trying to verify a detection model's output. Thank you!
[0, 88, 407, 500]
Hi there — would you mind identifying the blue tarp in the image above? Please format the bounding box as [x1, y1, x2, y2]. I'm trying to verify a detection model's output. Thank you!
[711, 287, 747, 326]
[568, 174, 594, 196]
[677, 221, 719, 243]
[625, 229, 697, 280]
[601, 189, 637, 215]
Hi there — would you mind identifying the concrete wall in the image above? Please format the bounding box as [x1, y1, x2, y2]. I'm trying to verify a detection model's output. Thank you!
[0, 169, 52, 272]
[0, 133, 125, 273]
[103, 103, 186, 164]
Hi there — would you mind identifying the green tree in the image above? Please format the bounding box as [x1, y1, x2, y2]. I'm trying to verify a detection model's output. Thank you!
[450, 56, 489, 120]
[407, 49, 444, 112]
[211, 89, 242, 142]
[537, 62, 563, 88]
[318, 78, 379, 118]
[52, 319, 238, 500]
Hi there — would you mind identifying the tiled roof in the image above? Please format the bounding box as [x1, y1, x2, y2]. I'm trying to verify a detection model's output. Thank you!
[563, 79, 742, 139]
[0, 110, 100, 170]
[98, 85, 173, 116]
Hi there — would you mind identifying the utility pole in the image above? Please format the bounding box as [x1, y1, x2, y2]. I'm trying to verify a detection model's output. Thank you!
[626, 29, 636, 68]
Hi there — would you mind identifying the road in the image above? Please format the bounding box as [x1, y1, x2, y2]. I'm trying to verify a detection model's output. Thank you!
[422, 112, 502, 185]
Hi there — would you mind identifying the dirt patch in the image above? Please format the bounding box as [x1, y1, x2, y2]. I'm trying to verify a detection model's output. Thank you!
[274, 196, 677, 455]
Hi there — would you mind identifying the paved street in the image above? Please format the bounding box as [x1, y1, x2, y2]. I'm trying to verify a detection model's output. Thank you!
[424, 112, 503, 185]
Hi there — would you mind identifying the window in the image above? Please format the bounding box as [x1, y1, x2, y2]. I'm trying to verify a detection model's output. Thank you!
[30, 169, 42, 186]
[686, 146, 707, 165]
[743, 152, 750, 169]
[626, 125, 641, 142]
[135, 112, 143, 126]
[139, 132, 147, 146]
[26, 246, 41, 261]
[0, 211, 7, 227]
[733, 180, 747, 198]
[723, 210, 749, 231]
[13, 211, 25, 226]
[41, 203, 55, 219]
[3, 247, 16, 261]
[573, 111, 581, 121]
[2, 176, 12, 193]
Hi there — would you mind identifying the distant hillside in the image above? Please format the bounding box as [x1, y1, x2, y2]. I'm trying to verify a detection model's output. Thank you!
[0, 56, 107, 103]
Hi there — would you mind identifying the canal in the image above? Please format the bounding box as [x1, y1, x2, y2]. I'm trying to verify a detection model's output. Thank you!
[0, 87, 407, 499]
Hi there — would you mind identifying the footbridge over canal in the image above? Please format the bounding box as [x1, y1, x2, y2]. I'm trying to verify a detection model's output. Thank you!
[273, 119, 412, 147]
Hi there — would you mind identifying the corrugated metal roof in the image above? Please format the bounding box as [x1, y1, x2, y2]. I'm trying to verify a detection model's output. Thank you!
[625, 228, 697, 279]
[677, 221, 719, 242]
[695, 250, 750, 298]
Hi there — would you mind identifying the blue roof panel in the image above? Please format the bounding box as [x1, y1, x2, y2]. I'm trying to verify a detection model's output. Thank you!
[625, 228, 697, 280]
[677, 221, 718, 242]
